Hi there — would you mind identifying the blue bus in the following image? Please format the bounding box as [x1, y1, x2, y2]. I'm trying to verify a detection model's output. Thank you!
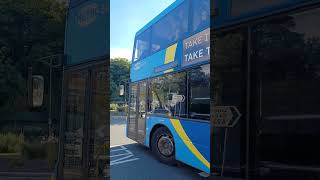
[128, 0, 210, 174]
[128, 0, 320, 178]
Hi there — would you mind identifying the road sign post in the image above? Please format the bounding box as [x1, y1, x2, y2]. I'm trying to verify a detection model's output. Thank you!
[212, 106, 242, 176]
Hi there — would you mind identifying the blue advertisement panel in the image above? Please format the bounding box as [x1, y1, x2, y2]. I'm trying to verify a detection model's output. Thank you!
[182, 28, 210, 67]
[130, 28, 210, 82]
[65, 0, 109, 65]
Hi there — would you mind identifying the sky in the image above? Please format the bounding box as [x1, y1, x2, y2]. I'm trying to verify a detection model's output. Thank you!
[110, 0, 175, 60]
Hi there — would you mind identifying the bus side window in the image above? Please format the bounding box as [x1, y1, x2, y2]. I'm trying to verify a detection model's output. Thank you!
[192, 0, 210, 33]
[133, 28, 151, 61]
[151, 1, 188, 54]
[149, 73, 187, 118]
[188, 64, 210, 120]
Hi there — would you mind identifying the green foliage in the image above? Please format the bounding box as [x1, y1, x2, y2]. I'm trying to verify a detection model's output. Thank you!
[0, 133, 24, 154]
[110, 103, 128, 112]
[117, 105, 128, 112]
[0, 0, 66, 111]
[0, 47, 24, 110]
[110, 58, 130, 101]
[110, 103, 119, 111]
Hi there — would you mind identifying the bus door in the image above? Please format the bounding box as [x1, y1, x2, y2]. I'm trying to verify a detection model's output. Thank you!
[127, 84, 137, 140]
[128, 81, 147, 143]
[136, 82, 147, 143]
[211, 29, 248, 177]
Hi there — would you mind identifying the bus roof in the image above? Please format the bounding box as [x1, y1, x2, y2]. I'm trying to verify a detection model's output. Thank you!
[135, 0, 185, 37]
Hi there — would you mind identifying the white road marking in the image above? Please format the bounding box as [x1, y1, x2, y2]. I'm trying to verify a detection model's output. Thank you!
[198, 172, 210, 178]
[110, 152, 132, 158]
[110, 144, 126, 148]
[110, 158, 140, 166]
[111, 154, 134, 162]
[110, 145, 139, 166]
[110, 145, 126, 152]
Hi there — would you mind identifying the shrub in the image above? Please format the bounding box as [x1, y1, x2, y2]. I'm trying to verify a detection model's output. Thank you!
[23, 142, 47, 159]
[0, 133, 24, 154]
[124, 105, 129, 113]
[117, 105, 125, 112]
[110, 103, 118, 111]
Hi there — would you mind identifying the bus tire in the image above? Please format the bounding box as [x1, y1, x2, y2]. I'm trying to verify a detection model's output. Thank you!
[151, 127, 176, 165]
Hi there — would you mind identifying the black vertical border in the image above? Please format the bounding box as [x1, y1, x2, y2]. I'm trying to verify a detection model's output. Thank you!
[210, 0, 214, 175]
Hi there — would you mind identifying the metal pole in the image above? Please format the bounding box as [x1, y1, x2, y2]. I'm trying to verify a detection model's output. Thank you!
[246, 26, 252, 180]
[124, 81, 127, 107]
[56, 60, 65, 180]
[49, 57, 52, 137]
[221, 128, 228, 176]
[125, 80, 129, 116]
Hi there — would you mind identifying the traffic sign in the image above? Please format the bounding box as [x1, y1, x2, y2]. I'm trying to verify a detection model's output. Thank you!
[172, 95, 185, 103]
[212, 106, 241, 128]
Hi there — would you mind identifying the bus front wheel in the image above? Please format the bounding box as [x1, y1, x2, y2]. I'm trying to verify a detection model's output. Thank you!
[151, 127, 176, 165]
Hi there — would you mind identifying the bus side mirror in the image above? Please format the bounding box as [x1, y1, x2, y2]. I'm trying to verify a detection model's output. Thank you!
[32, 75, 44, 108]
[119, 85, 125, 96]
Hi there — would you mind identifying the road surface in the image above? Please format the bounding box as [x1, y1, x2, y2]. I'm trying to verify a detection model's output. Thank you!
[110, 116, 241, 180]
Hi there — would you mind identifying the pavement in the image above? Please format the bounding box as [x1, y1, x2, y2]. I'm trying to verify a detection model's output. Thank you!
[0, 172, 53, 180]
[0, 158, 54, 180]
[110, 116, 242, 180]
[110, 115, 135, 147]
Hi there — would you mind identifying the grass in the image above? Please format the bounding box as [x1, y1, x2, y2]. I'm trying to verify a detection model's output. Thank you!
[0, 133, 58, 169]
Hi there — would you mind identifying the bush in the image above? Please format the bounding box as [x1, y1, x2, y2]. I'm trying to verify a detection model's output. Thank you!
[117, 105, 125, 112]
[0, 133, 24, 154]
[23, 142, 47, 159]
[110, 103, 118, 111]
[117, 105, 128, 113]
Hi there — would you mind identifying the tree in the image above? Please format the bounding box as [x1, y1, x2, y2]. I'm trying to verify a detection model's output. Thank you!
[0, 0, 66, 111]
[0, 47, 24, 110]
[110, 58, 130, 102]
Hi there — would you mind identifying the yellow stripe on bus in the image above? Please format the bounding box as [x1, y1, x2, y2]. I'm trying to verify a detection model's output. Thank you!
[164, 43, 177, 73]
[164, 43, 177, 64]
[170, 119, 210, 169]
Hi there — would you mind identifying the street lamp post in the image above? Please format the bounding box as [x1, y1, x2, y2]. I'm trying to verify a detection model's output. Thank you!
[33, 54, 62, 137]
[48, 57, 52, 137]
[119, 79, 130, 115]
[119, 79, 129, 114]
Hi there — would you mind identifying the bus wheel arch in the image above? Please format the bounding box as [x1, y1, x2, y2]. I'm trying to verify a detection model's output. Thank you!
[149, 124, 166, 149]
[150, 125, 176, 165]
